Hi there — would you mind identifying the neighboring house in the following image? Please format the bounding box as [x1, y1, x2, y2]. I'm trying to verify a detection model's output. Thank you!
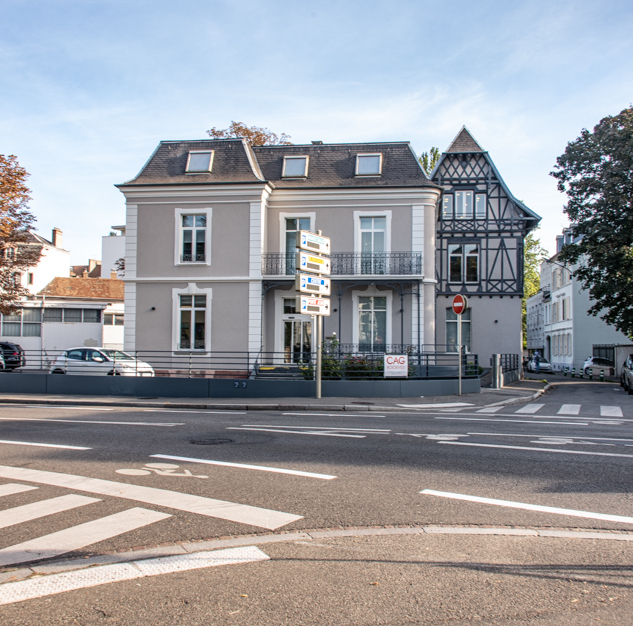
[430, 128, 541, 366]
[0, 276, 125, 362]
[527, 227, 631, 373]
[21, 228, 70, 295]
[102, 225, 126, 278]
[71, 259, 101, 278]
[116, 139, 441, 363]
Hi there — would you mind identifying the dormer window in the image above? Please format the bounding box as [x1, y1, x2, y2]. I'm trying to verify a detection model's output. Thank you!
[185, 151, 214, 173]
[282, 156, 308, 178]
[356, 154, 382, 176]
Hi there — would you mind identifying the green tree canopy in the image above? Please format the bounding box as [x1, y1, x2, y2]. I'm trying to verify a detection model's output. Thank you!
[551, 106, 633, 338]
[0, 155, 42, 313]
[419, 147, 440, 176]
[207, 121, 292, 146]
[522, 232, 548, 348]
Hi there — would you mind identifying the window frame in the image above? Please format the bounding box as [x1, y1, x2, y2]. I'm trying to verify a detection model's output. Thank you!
[351, 288, 392, 349]
[355, 153, 383, 176]
[282, 155, 309, 178]
[172, 285, 213, 353]
[447, 242, 479, 284]
[278, 212, 316, 255]
[354, 211, 392, 256]
[446, 308, 472, 353]
[475, 193, 487, 219]
[442, 194, 453, 219]
[0, 308, 42, 337]
[185, 150, 214, 174]
[454, 190, 474, 219]
[174, 208, 212, 266]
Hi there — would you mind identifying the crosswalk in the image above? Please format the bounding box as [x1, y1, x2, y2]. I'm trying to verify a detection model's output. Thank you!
[0, 463, 304, 569]
[477, 404, 625, 417]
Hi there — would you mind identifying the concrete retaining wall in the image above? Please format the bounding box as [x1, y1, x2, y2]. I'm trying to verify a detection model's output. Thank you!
[0, 374, 480, 398]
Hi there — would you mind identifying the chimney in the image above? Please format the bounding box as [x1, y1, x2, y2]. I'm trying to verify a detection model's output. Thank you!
[110, 270, 117, 279]
[52, 228, 63, 248]
[82, 269, 88, 278]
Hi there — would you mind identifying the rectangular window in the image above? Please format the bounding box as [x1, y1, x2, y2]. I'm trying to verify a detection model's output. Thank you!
[43, 308, 63, 322]
[185, 151, 213, 173]
[356, 154, 382, 176]
[282, 156, 308, 177]
[358, 296, 387, 352]
[455, 191, 473, 218]
[448, 243, 479, 283]
[442, 195, 453, 219]
[64, 309, 82, 323]
[104, 313, 124, 325]
[181, 214, 206, 263]
[449, 244, 462, 283]
[27, 273, 34, 285]
[446, 308, 471, 353]
[475, 194, 486, 218]
[83, 309, 101, 323]
[2, 311, 21, 336]
[360, 216, 386, 274]
[465, 244, 479, 283]
[179, 294, 206, 350]
[1, 309, 41, 337]
[284, 217, 311, 274]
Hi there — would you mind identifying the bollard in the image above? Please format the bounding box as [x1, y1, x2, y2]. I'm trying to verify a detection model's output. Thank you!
[589, 368, 593, 380]
[600, 369, 605, 382]
[563, 367, 568, 377]
[571, 367, 575, 378]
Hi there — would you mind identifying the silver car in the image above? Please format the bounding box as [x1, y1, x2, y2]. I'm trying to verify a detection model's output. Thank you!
[49, 348, 155, 377]
[622, 354, 633, 395]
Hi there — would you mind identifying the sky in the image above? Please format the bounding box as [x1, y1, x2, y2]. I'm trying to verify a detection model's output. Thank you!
[1, 0, 632, 263]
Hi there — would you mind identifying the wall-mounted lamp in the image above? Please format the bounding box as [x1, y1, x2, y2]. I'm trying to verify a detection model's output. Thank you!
[151, 307, 156, 311]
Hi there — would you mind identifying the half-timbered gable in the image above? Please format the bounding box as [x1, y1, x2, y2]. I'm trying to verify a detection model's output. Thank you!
[432, 127, 541, 363]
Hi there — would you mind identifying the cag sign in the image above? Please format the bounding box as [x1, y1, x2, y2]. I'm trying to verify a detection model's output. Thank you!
[384, 354, 408, 378]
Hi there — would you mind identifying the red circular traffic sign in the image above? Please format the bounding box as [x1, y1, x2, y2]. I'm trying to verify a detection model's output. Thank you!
[452, 294, 468, 315]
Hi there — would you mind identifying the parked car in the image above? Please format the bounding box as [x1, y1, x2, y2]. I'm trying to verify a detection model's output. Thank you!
[0, 342, 25, 370]
[622, 354, 633, 394]
[526, 356, 553, 373]
[582, 356, 614, 376]
[49, 348, 155, 377]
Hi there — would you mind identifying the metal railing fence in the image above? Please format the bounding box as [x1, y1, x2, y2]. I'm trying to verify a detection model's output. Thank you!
[7, 348, 479, 381]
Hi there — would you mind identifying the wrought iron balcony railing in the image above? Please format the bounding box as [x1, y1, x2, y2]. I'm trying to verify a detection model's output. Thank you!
[262, 252, 422, 276]
[180, 254, 206, 263]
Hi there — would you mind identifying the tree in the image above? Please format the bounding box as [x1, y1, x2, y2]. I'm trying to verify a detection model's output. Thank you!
[419, 147, 440, 175]
[551, 106, 633, 338]
[0, 155, 42, 314]
[522, 231, 548, 348]
[206, 121, 292, 146]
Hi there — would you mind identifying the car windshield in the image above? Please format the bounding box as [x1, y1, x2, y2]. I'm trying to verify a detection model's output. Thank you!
[539, 358, 550, 364]
[101, 350, 135, 361]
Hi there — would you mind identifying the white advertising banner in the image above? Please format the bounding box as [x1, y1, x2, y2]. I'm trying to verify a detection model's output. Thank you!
[384, 354, 408, 378]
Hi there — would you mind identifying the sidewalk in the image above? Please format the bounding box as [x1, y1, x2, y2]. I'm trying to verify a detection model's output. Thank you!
[0, 379, 548, 412]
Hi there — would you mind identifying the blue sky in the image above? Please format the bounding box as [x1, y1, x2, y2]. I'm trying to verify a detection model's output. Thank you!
[1, 0, 632, 262]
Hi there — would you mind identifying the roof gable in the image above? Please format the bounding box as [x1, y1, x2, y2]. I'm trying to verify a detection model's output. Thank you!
[446, 127, 485, 153]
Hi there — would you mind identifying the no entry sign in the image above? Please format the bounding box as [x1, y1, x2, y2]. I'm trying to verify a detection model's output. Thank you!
[452, 294, 468, 315]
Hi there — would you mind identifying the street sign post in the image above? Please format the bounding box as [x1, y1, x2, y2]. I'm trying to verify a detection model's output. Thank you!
[296, 296, 331, 316]
[452, 295, 469, 396]
[296, 251, 331, 275]
[295, 273, 331, 296]
[296, 230, 331, 255]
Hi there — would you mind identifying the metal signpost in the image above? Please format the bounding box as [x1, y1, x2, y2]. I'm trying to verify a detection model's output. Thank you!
[452, 294, 468, 396]
[295, 230, 331, 399]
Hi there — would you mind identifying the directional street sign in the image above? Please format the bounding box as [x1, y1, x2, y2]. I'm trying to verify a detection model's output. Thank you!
[296, 251, 331, 275]
[296, 295, 331, 316]
[295, 273, 331, 296]
[296, 230, 331, 255]
[452, 294, 468, 315]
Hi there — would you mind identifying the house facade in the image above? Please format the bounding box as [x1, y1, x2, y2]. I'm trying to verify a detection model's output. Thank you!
[431, 128, 541, 366]
[527, 227, 631, 372]
[117, 139, 441, 364]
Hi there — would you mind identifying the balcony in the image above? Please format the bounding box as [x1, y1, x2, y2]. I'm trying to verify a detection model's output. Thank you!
[262, 252, 422, 276]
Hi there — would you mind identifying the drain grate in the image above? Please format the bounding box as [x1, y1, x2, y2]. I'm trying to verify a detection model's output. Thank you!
[190, 438, 235, 445]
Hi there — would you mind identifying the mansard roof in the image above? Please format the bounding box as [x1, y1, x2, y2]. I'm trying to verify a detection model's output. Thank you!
[445, 127, 485, 153]
[118, 139, 438, 190]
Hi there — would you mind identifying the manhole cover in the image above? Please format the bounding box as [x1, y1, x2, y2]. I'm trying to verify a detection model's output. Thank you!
[190, 438, 235, 445]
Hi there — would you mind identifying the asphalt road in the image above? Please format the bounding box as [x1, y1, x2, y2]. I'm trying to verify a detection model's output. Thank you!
[0, 381, 632, 624]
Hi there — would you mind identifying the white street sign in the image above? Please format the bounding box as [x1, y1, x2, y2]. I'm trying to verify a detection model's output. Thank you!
[296, 251, 331, 275]
[295, 273, 331, 296]
[296, 230, 331, 255]
[296, 296, 331, 316]
[384, 355, 408, 378]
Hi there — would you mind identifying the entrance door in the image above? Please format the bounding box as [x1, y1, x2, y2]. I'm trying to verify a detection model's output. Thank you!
[282, 298, 312, 363]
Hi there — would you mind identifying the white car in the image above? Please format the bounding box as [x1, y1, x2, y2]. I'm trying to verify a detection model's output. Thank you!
[49, 348, 155, 377]
[582, 356, 613, 376]
[526, 356, 552, 373]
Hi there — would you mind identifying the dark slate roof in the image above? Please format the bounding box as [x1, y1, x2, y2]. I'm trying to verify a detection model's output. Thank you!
[119, 140, 437, 189]
[253, 143, 435, 188]
[119, 139, 263, 186]
[446, 127, 485, 153]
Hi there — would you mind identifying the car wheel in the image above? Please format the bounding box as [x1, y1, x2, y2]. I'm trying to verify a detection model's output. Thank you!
[107, 370, 121, 376]
[51, 369, 65, 374]
[628, 381, 633, 395]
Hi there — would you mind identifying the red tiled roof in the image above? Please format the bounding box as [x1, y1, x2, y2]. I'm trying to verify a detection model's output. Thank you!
[39, 277, 124, 301]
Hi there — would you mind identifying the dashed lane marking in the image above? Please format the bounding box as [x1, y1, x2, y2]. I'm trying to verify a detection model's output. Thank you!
[514, 404, 544, 414]
[558, 404, 582, 415]
[601, 406, 624, 417]
[0, 507, 171, 567]
[227, 427, 365, 438]
[0, 546, 269, 606]
[436, 417, 588, 426]
[437, 440, 633, 459]
[0, 495, 100, 529]
[150, 454, 337, 480]
[0, 418, 183, 427]
[0, 465, 301, 530]
[0, 440, 91, 450]
[476, 406, 504, 413]
[420, 489, 633, 525]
